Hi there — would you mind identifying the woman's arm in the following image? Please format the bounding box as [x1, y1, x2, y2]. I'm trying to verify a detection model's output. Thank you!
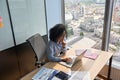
[47, 41, 72, 63]
[47, 43, 62, 62]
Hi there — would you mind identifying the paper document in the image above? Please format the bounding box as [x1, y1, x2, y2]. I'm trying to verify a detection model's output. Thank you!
[75, 48, 87, 56]
[32, 67, 58, 80]
[69, 71, 91, 80]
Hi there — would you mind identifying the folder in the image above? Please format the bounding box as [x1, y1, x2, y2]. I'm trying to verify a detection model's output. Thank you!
[84, 50, 99, 60]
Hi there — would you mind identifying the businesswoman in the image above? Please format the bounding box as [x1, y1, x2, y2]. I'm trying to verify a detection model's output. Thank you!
[47, 24, 72, 63]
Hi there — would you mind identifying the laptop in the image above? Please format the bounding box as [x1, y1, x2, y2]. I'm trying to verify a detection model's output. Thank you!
[59, 56, 77, 68]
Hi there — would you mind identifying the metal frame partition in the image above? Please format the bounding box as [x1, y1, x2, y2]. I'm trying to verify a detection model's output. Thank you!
[102, 0, 114, 80]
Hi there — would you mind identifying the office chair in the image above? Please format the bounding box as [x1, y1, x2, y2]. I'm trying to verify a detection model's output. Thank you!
[26, 33, 47, 67]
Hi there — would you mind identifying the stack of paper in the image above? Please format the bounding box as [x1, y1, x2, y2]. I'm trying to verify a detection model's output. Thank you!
[32, 67, 59, 80]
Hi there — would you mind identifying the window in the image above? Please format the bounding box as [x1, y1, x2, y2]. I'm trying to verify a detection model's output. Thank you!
[64, 0, 105, 48]
[109, 0, 120, 69]
[64, 0, 120, 78]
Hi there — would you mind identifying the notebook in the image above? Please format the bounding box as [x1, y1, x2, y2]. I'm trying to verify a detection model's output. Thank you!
[83, 50, 99, 60]
[54, 71, 71, 80]
[59, 56, 77, 68]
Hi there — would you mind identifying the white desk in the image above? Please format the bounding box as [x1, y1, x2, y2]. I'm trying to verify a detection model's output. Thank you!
[20, 40, 113, 80]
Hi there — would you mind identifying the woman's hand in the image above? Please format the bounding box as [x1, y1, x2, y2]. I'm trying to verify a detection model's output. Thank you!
[62, 40, 66, 48]
[62, 57, 73, 63]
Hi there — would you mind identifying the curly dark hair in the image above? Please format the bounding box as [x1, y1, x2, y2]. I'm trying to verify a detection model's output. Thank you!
[49, 24, 66, 42]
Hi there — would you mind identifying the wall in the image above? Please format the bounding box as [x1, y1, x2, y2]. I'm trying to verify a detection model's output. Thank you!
[0, 35, 48, 80]
[45, 0, 62, 34]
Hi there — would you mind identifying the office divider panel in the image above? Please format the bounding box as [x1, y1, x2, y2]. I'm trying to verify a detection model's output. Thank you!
[0, 0, 14, 51]
[8, 0, 47, 45]
[0, 0, 47, 51]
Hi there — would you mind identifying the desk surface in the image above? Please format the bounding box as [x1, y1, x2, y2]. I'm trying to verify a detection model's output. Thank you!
[20, 40, 113, 80]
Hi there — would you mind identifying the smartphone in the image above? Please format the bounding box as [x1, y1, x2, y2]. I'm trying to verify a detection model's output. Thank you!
[55, 71, 71, 80]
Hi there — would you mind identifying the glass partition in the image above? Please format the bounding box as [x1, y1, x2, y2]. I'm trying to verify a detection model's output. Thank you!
[8, 0, 47, 45]
[0, 0, 14, 51]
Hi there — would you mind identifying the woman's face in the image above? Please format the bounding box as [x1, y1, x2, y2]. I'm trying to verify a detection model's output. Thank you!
[57, 31, 66, 43]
